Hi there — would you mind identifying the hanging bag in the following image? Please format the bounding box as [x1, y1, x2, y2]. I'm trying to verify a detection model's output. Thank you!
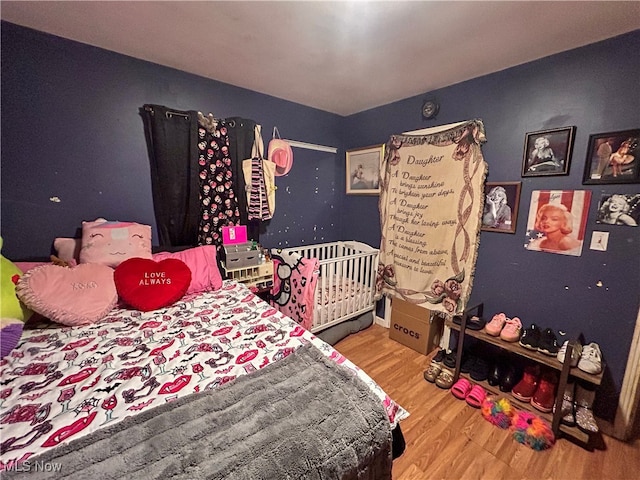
[242, 125, 276, 220]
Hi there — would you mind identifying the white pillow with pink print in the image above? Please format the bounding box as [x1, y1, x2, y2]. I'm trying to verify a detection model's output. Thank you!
[79, 218, 152, 268]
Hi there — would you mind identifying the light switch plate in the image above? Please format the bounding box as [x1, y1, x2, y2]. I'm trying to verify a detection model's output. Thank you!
[590, 231, 609, 251]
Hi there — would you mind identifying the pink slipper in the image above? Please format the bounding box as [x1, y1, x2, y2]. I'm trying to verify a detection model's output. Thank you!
[451, 378, 472, 400]
[500, 316, 523, 342]
[485, 313, 507, 336]
[466, 385, 487, 408]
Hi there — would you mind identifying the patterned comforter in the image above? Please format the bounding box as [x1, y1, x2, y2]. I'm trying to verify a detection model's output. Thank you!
[0, 281, 408, 470]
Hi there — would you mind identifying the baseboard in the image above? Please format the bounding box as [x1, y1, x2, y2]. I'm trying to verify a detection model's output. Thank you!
[375, 315, 389, 328]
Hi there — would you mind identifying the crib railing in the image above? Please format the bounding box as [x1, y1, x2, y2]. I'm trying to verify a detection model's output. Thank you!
[280, 241, 379, 333]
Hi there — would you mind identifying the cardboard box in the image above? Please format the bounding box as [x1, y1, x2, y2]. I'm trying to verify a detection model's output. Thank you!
[389, 298, 443, 355]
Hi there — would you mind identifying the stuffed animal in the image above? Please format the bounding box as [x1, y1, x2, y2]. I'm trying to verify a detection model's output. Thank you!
[0, 237, 32, 358]
[50, 254, 72, 267]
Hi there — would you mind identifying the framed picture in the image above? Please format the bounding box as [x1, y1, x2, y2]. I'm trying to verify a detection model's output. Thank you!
[524, 190, 592, 257]
[481, 181, 522, 233]
[346, 144, 383, 195]
[595, 193, 640, 226]
[582, 129, 640, 185]
[521, 126, 576, 177]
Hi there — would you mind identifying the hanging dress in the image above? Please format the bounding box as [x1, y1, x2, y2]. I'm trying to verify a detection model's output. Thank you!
[197, 114, 240, 254]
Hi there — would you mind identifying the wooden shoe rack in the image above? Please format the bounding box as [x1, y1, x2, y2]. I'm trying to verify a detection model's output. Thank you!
[447, 302, 604, 446]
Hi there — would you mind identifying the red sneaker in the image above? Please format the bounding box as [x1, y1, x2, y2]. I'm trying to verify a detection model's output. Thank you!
[511, 365, 540, 402]
[531, 371, 558, 413]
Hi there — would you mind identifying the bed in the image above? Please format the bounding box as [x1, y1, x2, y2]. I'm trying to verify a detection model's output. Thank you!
[0, 280, 408, 478]
[273, 241, 379, 335]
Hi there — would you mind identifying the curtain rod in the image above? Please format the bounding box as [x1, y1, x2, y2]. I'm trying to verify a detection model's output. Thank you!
[282, 139, 337, 154]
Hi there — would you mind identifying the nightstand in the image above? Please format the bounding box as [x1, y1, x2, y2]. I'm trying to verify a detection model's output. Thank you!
[222, 260, 274, 301]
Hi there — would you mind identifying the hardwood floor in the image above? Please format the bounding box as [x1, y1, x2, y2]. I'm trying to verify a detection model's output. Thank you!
[334, 324, 640, 480]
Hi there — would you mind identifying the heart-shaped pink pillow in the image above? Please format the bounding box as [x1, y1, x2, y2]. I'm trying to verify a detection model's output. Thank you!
[114, 258, 191, 312]
[16, 264, 117, 326]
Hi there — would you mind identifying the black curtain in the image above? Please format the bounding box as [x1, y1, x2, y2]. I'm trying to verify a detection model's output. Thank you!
[141, 104, 199, 247]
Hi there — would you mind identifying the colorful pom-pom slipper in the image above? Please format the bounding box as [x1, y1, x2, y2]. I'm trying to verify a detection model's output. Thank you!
[481, 396, 515, 429]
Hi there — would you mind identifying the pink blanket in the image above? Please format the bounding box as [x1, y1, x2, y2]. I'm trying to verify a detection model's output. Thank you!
[270, 250, 319, 330]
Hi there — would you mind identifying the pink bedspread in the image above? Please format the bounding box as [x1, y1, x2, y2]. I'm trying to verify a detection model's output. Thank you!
[0, 281, 407, 469]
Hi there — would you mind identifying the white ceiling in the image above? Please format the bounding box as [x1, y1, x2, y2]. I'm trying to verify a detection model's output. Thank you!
[2, 1, 639, 116]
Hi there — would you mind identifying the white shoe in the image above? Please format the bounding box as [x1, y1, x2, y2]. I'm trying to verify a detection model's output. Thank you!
[557, 341, 582, 367]
[578, 343, 602, 374]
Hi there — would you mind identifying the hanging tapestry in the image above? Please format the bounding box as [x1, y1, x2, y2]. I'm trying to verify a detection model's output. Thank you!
[378, 120, 488, 315]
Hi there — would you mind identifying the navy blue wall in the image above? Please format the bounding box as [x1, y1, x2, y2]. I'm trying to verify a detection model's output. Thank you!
[1, 21, 639, 421]
[1, 22, 343, 260]
[342, 31, 640, 420]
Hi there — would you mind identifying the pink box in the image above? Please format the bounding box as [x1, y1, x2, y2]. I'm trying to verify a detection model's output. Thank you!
[222, 225, 248, 245]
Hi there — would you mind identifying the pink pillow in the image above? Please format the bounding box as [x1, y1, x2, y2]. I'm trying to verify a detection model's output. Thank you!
[15, 261, 49, 273]
[54, 237, 81, 263]
[153, 245, 222, 294]
[15, 264, 117, 326]
[79, 219, 152, 268]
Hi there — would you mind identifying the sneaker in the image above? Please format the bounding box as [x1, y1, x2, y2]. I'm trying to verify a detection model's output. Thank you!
[578, 343, 603, 374]
[485, 313, 507, 336]
[500, 317, 522, 342]
[432, 349, 445, 364]
[511, 365, 540, 402]
[531, 371, 558, 413]
[538, 328, 560, 356]
[519, 323, 541, 350]
[557, 341, 583, 367]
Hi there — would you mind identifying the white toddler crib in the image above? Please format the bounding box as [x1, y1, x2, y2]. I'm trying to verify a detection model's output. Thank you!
[279, 241, 379, 333]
